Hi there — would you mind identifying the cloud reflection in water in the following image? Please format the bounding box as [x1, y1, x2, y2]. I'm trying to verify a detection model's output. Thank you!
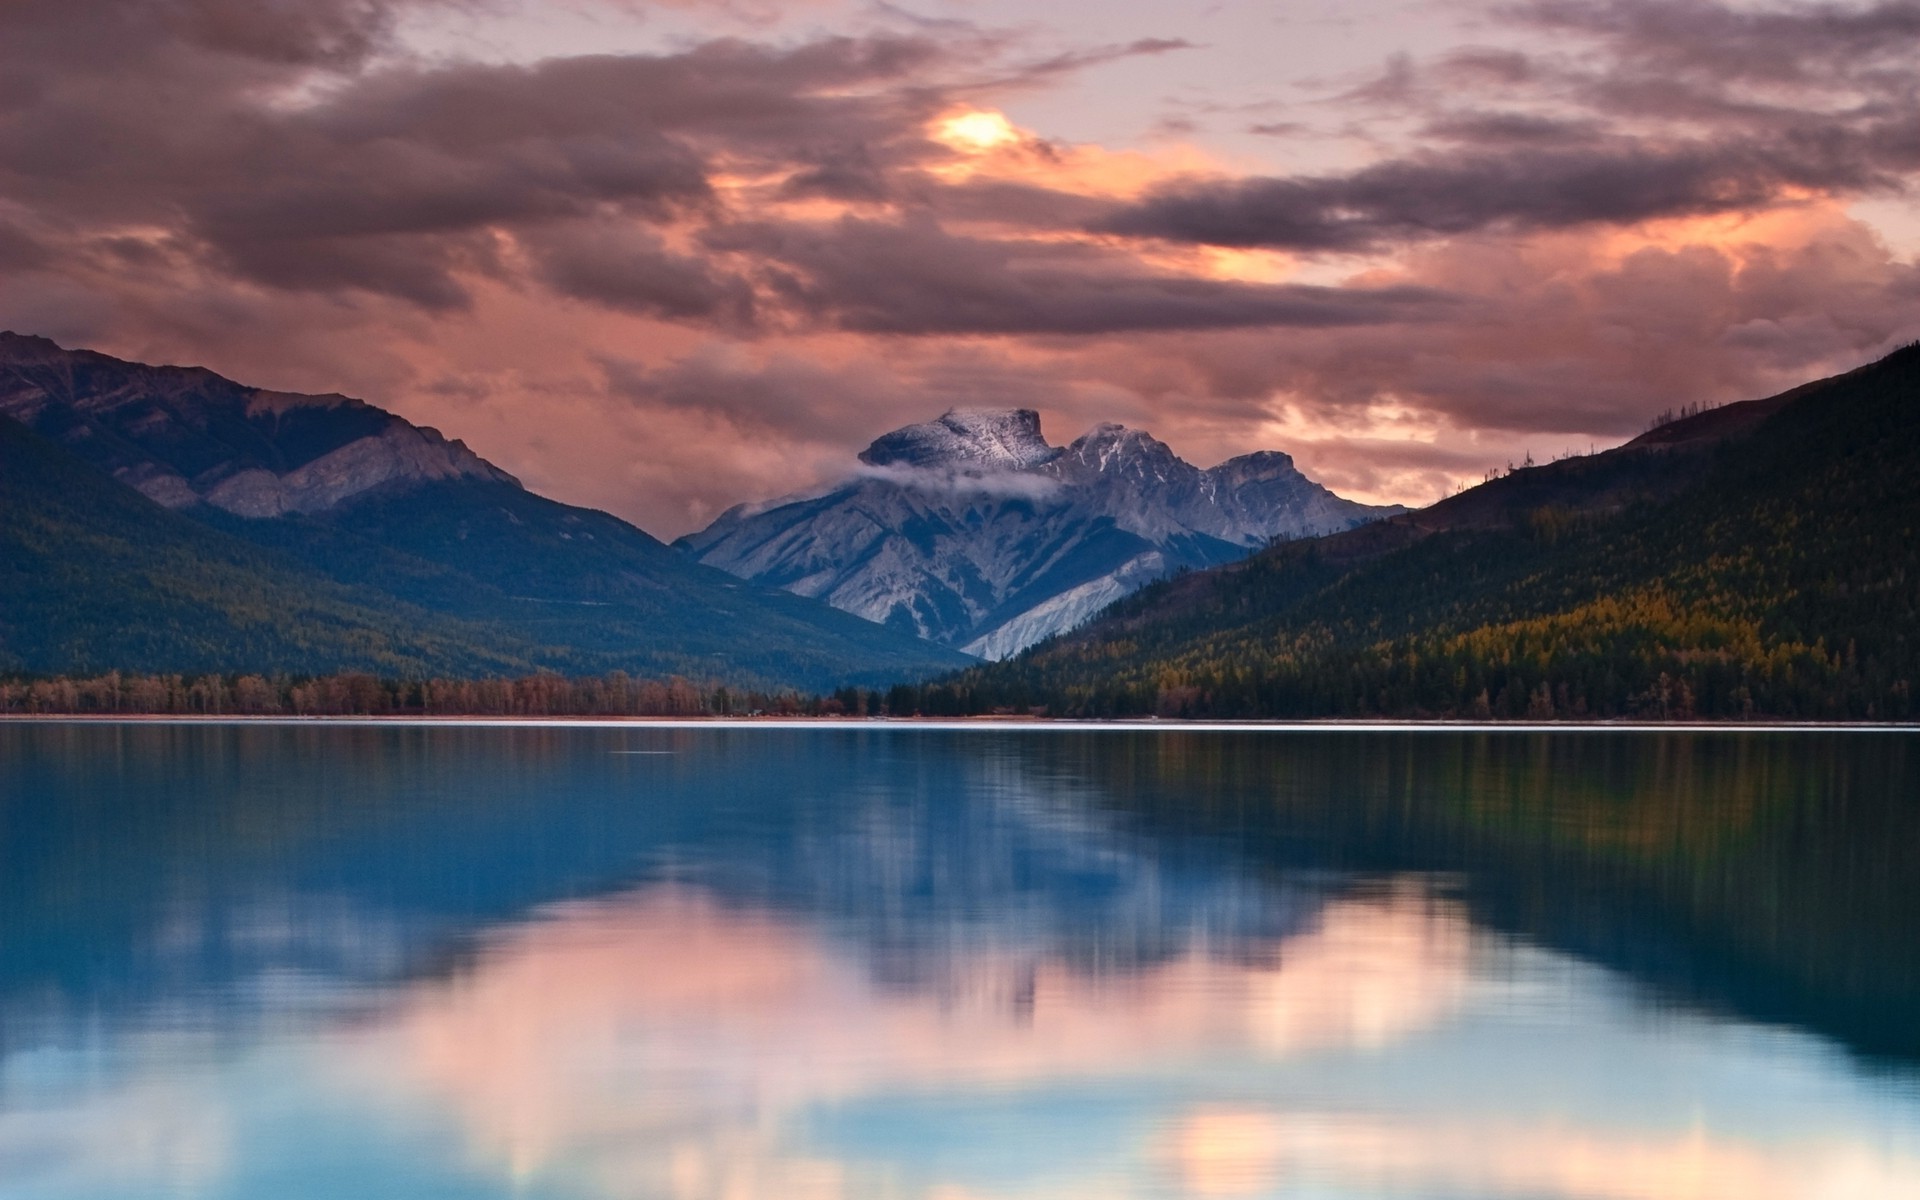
[287, 879, 1914, 1200]
[343, 881, 1466, 1195]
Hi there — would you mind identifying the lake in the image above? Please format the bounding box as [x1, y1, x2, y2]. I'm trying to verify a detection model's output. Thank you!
[2, 722, 1917, 1199]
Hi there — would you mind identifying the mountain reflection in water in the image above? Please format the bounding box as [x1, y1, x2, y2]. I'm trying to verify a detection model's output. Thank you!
[1, 724, 1916, 1199]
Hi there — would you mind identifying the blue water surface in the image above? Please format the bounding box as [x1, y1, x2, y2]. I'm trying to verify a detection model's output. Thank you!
[2, 723, 1916, 1199]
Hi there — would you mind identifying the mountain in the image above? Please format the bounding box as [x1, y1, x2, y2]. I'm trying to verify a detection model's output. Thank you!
[0, 412, 540, 677]
[0, 333, 968, 688]
[677, 408, 1399, 658]
[908, 344, 1920, 719]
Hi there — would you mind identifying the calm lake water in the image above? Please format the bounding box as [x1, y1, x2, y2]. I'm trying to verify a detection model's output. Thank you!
[2, 723, 1918, 1199]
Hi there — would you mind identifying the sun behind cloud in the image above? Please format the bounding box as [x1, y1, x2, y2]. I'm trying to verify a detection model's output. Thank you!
[935, 109, 1022, 154]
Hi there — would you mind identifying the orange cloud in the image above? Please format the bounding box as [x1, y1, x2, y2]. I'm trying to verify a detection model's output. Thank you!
[924, 107, 1222, 204]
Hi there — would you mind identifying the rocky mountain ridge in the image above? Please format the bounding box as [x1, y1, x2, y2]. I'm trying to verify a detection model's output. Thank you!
[0, 331, 514, 516]
[859, 408, 1061, 471]
[0, 332, 966, 688]
[680, 407, 1399, 658]
[904, 344, 1920, 719]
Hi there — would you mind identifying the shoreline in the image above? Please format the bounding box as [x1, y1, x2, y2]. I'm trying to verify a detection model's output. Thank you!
[3, 714, 1916, 732]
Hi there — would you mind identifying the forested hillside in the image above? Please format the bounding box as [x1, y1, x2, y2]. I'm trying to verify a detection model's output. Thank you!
[0, 413, 963, 689]
[0, 415, 534, 678]
[0, 335, 967, 690]
[906, 345, 1920, 720]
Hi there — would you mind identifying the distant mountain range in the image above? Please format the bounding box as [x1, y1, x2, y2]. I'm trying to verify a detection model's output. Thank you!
[0, 332, 966, 688]
[679, 408, 1398, 658]
[24, 327, 1902, 720]
[910, 344, 1920, 720]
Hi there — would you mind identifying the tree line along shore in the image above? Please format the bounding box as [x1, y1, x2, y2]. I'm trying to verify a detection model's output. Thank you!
[2, 669, 1907, 723]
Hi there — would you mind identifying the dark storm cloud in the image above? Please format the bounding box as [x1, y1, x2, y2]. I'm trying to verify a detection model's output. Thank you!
[600, 351, 924, 445]
[528, 222, 758, 326]
[1099, 0, 1920, 253]
[1326, 48, 1536, 109]
[1513, 0, 1920, 85]
[918, 178, 1117, 232]
[174, 62, 729, 301]
[166, 0, 405, 65]
[1421, 111, 1605, 145]
[1099, 131, 1901, 250]
[19, 0, 1906, 336]
[0, 2, 964, 305]
[0, 0, 411, 70]
[712, 216, 1455, 334]
[1477, 2, 1920, 138]
[600, 343, 1135, 452]
[0, 2, 1243, 336]
[776, 142, 900, 204]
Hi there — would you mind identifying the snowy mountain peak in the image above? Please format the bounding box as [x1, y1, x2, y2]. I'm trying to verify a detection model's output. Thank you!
[686, 407, 1403, 660]
[859, 408, 1060, 471]
[1209, 449, 1301, 482]
[1063, 423, 1180, 476]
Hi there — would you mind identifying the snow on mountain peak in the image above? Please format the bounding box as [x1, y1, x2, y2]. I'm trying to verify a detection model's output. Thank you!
[1209, 449, 1301, 483]
[693, 405, 1401, 660]
[859, 408, 1060, 470]
[1063, 422, 1181, 476]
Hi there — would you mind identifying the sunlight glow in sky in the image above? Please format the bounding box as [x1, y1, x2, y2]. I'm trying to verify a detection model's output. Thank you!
[934, 111, 1023, 155]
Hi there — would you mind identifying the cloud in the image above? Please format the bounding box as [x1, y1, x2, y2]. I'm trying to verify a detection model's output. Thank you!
[526, 220, 757, 326]
[600, 345, 924, 444]
[1434, 46, 1539, 87]
[851, 461, 1067, 501]
[2, 0, 415, 69]
[999, 36, 1201, 85]
[715, 215, 1457, 334]
[1094, 1, 1920, 252]
[1421, 111, 1607, 145]
[0, 8, 968, 305]
[1098, 136, 1898, 251]
[1512, 0, 1920, 86]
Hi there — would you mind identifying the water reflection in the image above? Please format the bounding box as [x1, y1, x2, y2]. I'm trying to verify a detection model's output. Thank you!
[2, 724, 1917, 1199]
[348, 881, 1463, 1197]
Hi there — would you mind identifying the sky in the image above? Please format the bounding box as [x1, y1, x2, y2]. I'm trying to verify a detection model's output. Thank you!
[2, 0, 1918, 537]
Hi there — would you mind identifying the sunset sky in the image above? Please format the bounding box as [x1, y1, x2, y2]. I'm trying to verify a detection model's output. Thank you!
[4, 0, 1919, 536]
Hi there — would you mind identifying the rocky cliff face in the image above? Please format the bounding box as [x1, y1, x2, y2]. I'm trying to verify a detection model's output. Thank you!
[679, 408, 1400, 658]
[0, 331, 515, 515]
[859, 408, 1062, 471]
